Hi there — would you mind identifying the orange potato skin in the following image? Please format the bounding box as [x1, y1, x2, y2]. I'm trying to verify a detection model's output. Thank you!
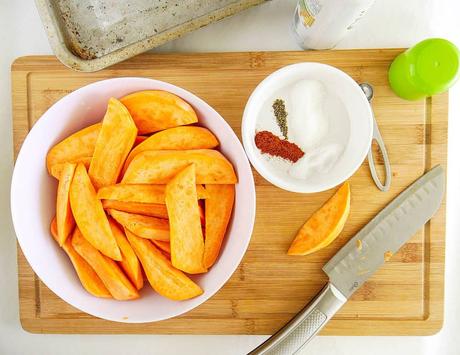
[288, 182, 351, 255]
[109, 218, 143, 290]
[198, 203, 205, 225]
[103, 200, 169, 219]
[56, 162, 76, 246]
[203, 184, 235, 269]
[126, 230, 203, 301]
[166, 164, 206, 274]
[51, 157, 92, 180]
[108, 209, 170, 241]
[97, 184, 209, 204]
[72, 228, 139, 300]
[133, 136, 148, 147]
[70, 163, 121, 260]
[46, 123, 101, 175]
[122, 149, 237, 185]
[120, 90, 198, 135]
[123, 126, 219, 173]
[50, 218, 111, 298]
[89, 98, 137, 190]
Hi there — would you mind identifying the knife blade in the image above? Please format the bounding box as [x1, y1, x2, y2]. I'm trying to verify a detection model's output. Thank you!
[324, 164, 444, 298]
[249, 165, 445, 355]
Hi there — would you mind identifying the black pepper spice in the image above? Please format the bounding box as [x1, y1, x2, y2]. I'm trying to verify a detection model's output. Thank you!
[272, 99, 288, 139]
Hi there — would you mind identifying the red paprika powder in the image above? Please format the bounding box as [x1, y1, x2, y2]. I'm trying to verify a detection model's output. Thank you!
[254, 131, 304, 163]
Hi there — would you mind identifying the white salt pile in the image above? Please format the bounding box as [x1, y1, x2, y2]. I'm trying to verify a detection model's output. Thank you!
[288, 79, 329, 151]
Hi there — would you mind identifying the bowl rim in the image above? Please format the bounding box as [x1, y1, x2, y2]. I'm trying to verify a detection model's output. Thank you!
[10, 77, 256, 323]
[241, 62, 373, 193]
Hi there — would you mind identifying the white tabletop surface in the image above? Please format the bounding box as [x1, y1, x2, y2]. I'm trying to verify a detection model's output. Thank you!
[1, 0, 459, 354]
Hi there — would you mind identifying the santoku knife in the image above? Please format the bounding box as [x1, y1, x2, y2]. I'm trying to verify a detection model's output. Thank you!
[249, 165, 445, 355]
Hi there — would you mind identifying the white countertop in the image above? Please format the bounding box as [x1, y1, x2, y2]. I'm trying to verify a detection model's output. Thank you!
[1, 0, 459, 354]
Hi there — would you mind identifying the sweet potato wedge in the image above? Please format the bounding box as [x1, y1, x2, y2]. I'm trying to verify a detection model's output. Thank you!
[46, 123, 101, 175]
[70, 163, 121, 260]
[89, 98, 137, 189]
[288, 182, 351, 256]
[103, 200, 169, 219]
[123, 126, 219, 172]
[126, 230, 203, 301]
[63, 238, 112, 298]
[72, 228, 139, 300]
[56, 162, 76, 246]
[108, 209, 170, 241]
[103, 200, 204, 225]
[203, 184, 235, 268]
[152, 240, 171, 255]
[97, 184, 209, 204]
[120, 90, 198, 135]
[51, 157, 92, 180]
[50, 219, 111, 298]
[109, 218, 143, 290]
[122, 149, 237, 184]
[166, 165, 206, 274]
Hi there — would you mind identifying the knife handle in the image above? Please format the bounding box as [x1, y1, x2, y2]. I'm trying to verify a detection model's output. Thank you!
[248, 283, 346, 355]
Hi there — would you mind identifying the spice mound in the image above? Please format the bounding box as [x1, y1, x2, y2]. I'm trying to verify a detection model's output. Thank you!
[272, 98, 288, 139]
[254, 130, 304, 163]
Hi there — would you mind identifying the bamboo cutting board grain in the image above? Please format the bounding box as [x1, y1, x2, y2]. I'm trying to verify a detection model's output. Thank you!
[11, 50, 447, 335]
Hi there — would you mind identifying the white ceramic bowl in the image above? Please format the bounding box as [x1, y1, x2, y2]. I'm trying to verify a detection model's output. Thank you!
[10, 77, 256, 323]
[242, 63, 373, 193]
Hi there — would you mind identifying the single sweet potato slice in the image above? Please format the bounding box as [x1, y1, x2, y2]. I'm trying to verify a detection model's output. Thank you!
[123, 126, 219, 173]
[120, 90, 198, 135]
[203, 184, 235, 268]
[50, 218, 111, 298]
[89, 98, 137, 189]
[103, 200, 169, 219]
[56, 162, 76, 246]
[134, 135, 148, 147]
[103, 200, 204, 225]
[122, 149, 237, 184]
[46, 123, 101, 175]
[152, 240, 171, 255]
[126, 230, 203, 301]
[72, 228, 139, 300]
[63, 238, 112, 298]
[109, 218, 143, 290]
[70, 163, 121, 260]
[97, 184, 208, 204]
[98, 184, 165, 204]
[166, 164, 206, 274]
[51, 157, 92, 180]
[108, 209, 170, 241]
[288, 182, 351, 256]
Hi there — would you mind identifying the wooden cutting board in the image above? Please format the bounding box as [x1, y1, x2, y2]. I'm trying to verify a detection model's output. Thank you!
[12, 50, 447, 335]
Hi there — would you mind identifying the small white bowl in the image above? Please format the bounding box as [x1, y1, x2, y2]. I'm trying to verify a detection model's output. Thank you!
[242, 63, 373, 193]
[10, 77, 256, 323]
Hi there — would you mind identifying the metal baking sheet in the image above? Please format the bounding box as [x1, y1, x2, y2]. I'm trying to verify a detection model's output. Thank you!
[35, 0, 267, 72]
